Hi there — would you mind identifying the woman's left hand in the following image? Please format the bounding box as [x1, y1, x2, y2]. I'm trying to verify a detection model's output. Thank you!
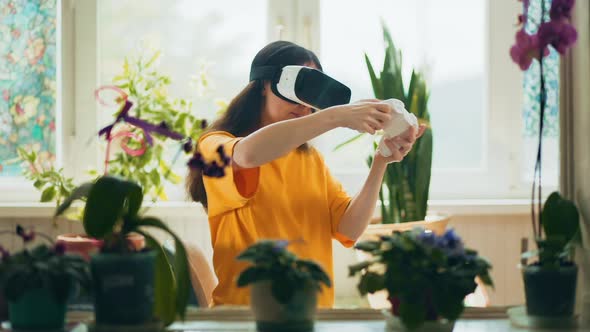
[374, 124, 427, 164]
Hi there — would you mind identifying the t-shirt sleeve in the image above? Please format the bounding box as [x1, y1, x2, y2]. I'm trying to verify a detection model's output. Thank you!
[321, 154, 355, 248]
[198, 131, 260, 217]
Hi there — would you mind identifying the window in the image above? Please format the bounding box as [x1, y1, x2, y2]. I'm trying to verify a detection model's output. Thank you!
[1, 0, 557, 202]
[0, 0, 59, 176]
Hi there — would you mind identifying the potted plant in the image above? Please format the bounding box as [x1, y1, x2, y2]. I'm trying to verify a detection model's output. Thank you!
[521, 192, 580, 316]
[349, 229, 493, 331]
[509, 0, 579, 319]
[236, 240, 331, 332]
[336, 23, 445, 236]
[55, 175, 190, 327]
[0, 225, 91, 330]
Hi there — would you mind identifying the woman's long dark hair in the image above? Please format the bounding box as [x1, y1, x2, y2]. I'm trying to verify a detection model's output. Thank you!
[187, 41, 323, 209]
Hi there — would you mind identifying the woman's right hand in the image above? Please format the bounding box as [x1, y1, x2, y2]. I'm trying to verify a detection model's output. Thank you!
[326, 99, 392, 134]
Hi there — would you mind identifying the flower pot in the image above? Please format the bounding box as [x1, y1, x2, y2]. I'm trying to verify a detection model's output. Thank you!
[56, 233, 146, 261]
[57, 233, 103, 261]
[523, 264, 578, 317]
[357, 215, 450, 309]
[250, 281, 317, 332]
[8, 288, 67, 330]
[0, 288, 8, 321]
[91, 250, 156, 325]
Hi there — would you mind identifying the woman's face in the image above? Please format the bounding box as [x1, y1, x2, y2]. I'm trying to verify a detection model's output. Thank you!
[260, 62, 318, 126]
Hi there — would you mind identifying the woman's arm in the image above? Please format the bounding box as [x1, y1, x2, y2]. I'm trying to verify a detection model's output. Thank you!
[337, 125, 426, 240]
[233, 101, 392, 168]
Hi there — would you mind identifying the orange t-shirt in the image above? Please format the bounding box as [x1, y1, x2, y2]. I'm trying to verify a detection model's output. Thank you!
[198, 131, 354, 307]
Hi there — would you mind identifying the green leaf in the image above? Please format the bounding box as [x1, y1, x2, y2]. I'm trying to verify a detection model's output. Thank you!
[83, 176, 141, 238]
[333, 133, 365, 151]
[138, 231, 176, 326]
[348, 260, 374, 276]
[413, 128, 432, 220]
[236, 266, 271, 287]
[55, 182, 93, 217]
[365, 54, 383, 99]
[542, 192, 580, 244]
[357, 271, 385, 295]
[33, 179, 45, 189]
[137, 217, 190, 320]
[40, 186, 57, 202]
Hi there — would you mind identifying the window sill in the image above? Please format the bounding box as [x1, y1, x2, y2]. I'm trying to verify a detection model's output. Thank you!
[0, 199, 531, 219]
[0, 201, 205, 219]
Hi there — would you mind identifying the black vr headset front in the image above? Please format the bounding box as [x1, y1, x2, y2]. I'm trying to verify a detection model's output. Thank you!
[249, 65, 351, 111]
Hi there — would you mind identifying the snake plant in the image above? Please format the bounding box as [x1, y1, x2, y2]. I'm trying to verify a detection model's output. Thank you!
[336, 23, 433, 223]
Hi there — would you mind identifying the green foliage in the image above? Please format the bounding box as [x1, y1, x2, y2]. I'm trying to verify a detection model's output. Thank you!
[94, 50, 210, 201]
[236, 240, 331, 305]
[0, 243, 91, 304]
[350, 229, 493, 330]
[338, 23, 433, 224]
[524, 191, 581, 268]
[16, 147, 75, 208]
[54, 176, 190, 326]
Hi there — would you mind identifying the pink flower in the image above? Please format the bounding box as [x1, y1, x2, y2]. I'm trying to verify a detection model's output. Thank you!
[550, 0, 575, 21]
[2, 90, 9, 102]
[510, 29, 549, 70]
[538, 21, 578, 54]
[49, 121, 55, 131]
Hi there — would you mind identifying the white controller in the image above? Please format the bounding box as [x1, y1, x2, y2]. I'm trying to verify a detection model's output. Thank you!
[377, 98, 419, 157]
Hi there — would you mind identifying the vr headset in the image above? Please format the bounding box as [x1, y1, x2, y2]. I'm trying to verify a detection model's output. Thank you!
[249, 65, 351, 110]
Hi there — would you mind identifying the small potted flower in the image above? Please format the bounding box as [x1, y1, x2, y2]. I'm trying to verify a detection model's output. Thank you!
[236, 240, 331, 332]
[521, 192, 580, 317]
[0, 225, 91, 331]
[55, 175, 191, 327]
[349, 229, 493, 331]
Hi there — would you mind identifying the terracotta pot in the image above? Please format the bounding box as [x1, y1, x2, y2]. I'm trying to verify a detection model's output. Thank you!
[56, 234, 102, 261]
[56, 233, 146, 261]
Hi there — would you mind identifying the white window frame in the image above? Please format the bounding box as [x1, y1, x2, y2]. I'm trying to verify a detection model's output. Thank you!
[279, 0, 557, 200]
[0, 0, 556, 205]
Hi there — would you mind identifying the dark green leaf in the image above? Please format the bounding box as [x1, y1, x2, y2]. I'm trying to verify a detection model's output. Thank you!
[357, 271, 385, 296]
[236, 266, 272, 287]
[137, 217, 189, 320]
[55, 182, 93, 217]
[139, 231, 176, 325]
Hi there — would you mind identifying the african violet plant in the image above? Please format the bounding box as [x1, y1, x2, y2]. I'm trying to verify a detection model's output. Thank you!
[349, 229, 493, 330]
[236, 240, 331, 304]
[0, 225, 91, 304]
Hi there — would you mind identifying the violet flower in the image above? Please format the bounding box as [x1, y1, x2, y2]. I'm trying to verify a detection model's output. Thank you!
[0, 245, 9, 261]
[200, 119, 208, 129]
[16, 225, 35, 243]
[54, 242, 66, 256]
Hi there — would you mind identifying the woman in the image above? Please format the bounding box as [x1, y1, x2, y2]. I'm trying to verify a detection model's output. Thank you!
[187, 40, 425, 307]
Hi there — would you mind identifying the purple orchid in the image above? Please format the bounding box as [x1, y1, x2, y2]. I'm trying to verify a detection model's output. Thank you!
[550, 0, 575, 20]
[538, 20, 578, 54]
[510, 30, 549, 70]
